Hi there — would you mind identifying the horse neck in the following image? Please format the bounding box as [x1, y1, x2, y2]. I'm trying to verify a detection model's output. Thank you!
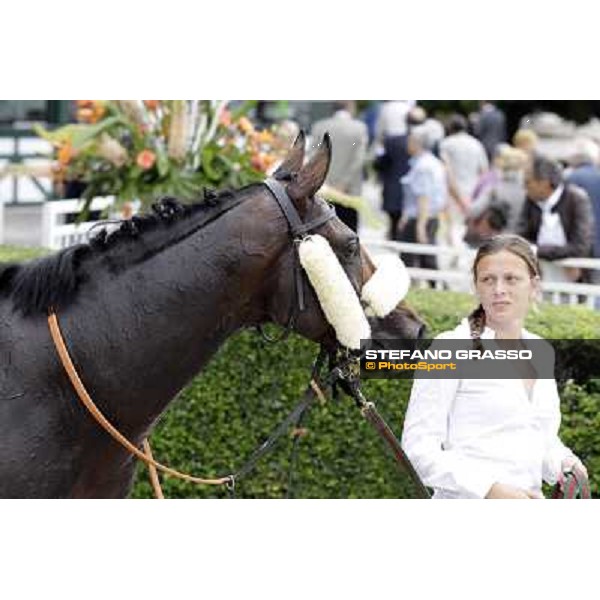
[71, 192, 288, 439]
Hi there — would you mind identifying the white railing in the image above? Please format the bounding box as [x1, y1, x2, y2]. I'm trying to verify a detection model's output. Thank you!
[0, 200, 4, 245]
[363, 238, 600, 309]
[0, 135, 54, 204]
[41, 196, 118, 250]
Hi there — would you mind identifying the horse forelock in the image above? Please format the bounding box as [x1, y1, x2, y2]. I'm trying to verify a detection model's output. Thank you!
[0, 187, 261, 317]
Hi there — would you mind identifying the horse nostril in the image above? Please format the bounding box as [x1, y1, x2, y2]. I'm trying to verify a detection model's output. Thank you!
[417, 324, 427, 339]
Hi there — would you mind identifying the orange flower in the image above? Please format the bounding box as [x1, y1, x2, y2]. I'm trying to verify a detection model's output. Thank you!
[77, 107, 95, 123]
[92, 103, 106, 121]
[57, 141, 74, 166]
[219, 108, 232, 127]
[256, 155, 275, 173]
[144, 100, 159, 110]
[251, 152, 276, 172]
[136, 149, 156, 170]
[263, 154, 276, 169]
[237, 116, 254, 135]
[251, 153, 262, 170]
[257, 129, 274, 145]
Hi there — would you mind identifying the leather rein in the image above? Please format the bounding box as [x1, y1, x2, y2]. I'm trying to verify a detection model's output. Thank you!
[47, 179, 337, 498]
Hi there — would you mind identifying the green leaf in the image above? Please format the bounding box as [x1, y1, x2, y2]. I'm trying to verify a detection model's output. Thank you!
[201, 151, 221, 181]
[69, 116, 124, 150]
[230, 100, 258, 120]
[156, 148, 170, 178]
[35, 117, 124, 151]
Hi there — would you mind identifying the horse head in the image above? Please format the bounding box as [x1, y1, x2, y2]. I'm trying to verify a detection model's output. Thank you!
[262, 132, 426, 352]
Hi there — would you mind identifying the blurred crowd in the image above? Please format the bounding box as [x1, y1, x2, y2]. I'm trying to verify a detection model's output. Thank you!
[288, 100, 599, 297]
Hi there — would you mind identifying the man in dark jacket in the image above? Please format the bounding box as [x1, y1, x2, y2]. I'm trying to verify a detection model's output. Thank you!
[517, 155, 594, 282]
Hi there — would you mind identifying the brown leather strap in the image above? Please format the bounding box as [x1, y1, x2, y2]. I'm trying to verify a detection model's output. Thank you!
[359, 400, 430, 498]
[48, 311, 231, 487]
[142, 439, 165, 499]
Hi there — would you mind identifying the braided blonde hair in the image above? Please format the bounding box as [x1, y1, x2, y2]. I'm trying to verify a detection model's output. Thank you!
[468, 234, 540, 349]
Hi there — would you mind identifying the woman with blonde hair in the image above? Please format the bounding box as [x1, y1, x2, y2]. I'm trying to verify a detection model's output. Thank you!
[513, 128, 539, 156]
[401, 234, 587, 498]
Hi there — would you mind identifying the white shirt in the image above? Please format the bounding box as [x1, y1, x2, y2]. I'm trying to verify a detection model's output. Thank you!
[401, 318, 573, 499]
[440, 132, 489, 200]
[375, 101, 411, 141]
[536, 184, 567, 247]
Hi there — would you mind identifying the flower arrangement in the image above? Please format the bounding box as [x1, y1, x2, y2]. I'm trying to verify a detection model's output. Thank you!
[30, 100, 382, 227]
[34, 100, 294, 212]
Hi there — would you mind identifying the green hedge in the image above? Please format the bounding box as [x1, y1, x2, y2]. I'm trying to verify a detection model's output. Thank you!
[0, 245, 48, 262]
[131, 289, 600, 499]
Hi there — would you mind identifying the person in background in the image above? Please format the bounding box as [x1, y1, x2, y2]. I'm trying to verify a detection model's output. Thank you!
[566, 138, 600, 259]
[475, 101, 507, 161]
[517, 155, 595, 283]
[374, 100, 413, 146]
[407, 105, 445, 156]
[440, 113, 489, 253]
[406, 105, 426, 126]
[397, 124, 447, 278]
[469, 146, 528, 235]
[471, 143, 511, 203]
[565, 137, 600, 306]
[310, 101, 368, 232]
[360, 101, 382, 146]
[463, 202, 509, 249]
[402, 234, 587, 499]
[513, 128, 539, 159]
[372, 101, 413, 240]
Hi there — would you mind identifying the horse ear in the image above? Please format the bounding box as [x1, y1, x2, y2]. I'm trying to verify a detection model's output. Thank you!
[272, 130, 306, 180]
[286, 133, 332, 203]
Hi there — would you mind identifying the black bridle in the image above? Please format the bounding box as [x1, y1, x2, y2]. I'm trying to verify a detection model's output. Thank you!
[258, 178, 337, 343]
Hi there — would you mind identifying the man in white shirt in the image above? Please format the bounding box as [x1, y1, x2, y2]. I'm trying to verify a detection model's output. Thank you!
[439, 114, 489, 268]
[374, 100, 413, 145]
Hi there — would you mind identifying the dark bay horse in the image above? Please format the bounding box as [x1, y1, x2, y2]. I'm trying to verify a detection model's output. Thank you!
[0, 133, 424, 498]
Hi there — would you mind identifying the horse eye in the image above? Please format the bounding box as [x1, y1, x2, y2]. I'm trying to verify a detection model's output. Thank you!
[345, 238, 359, 257]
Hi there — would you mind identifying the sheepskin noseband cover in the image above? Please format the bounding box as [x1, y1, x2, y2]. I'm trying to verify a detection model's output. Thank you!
[360, 254, 410, 317]
[298, 234, 370, 350]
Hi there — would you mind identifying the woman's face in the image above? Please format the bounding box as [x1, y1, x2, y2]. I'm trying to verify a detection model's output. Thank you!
[474, 250, 539, 327]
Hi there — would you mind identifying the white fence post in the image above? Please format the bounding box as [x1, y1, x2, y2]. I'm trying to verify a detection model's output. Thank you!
[40, 196, 120, 250]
